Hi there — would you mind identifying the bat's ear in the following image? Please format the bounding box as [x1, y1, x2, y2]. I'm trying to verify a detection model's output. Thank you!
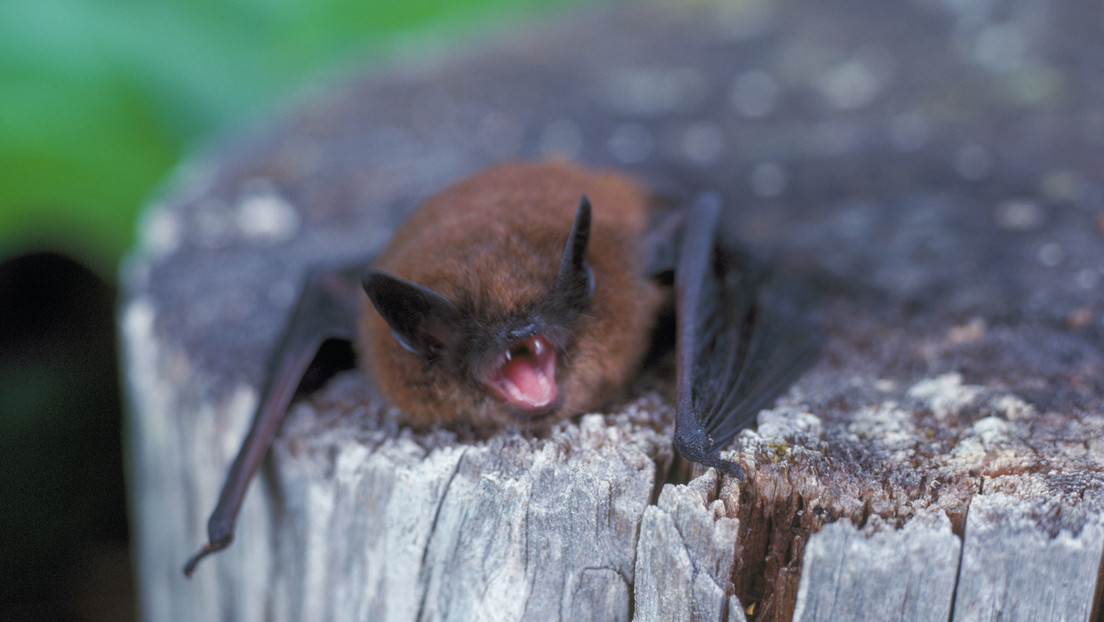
[556, 195, 594, 309]
[362, 271, 461, 360]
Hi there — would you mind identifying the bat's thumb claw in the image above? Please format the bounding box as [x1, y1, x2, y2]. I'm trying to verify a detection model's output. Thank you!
[718, 459, 747, 481]
[182, 539, 231, 578]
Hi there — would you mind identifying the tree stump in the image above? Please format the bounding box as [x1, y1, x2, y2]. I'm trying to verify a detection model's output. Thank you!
[121, 0, 1104, 620]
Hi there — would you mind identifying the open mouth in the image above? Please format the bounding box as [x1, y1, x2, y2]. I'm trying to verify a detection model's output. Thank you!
[482, 335, 558, 411]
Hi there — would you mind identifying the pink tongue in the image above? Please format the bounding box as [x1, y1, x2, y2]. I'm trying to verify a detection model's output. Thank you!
[500, 357, 555, 408]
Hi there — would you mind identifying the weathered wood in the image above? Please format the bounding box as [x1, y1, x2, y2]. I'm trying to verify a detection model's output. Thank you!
[953, 492, 1104, 622]
[121, 0, 1104, 620]
[793, 513, 960, 622]
[633, 470, 742, 622]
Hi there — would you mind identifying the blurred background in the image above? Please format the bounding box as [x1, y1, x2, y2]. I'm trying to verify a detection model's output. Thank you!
[0, 0, 576, 619]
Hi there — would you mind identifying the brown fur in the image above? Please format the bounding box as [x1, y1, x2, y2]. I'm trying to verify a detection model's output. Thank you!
[358, 160, 664, 430]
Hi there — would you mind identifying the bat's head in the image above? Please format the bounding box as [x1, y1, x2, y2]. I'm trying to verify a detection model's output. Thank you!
[358, 160, 662, 432]
[362, 197, 595, 427]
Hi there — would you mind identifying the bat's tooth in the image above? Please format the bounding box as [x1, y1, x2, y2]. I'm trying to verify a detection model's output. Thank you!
[532, 337, 545, 355]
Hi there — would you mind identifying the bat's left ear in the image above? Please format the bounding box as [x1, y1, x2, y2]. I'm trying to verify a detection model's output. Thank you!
[362, 271, 461, 360]
[556, 195, 593, 309]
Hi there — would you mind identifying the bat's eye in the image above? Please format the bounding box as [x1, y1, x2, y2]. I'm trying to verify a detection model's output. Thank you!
[480, 335, 557, 411]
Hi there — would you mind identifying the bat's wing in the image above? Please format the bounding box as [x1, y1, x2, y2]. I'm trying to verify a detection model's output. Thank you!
[669, 195, 822, 478]
[184, 264, 365, 576]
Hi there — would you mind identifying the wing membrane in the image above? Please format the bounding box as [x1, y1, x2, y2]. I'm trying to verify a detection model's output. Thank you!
[673, 195, 822, 477]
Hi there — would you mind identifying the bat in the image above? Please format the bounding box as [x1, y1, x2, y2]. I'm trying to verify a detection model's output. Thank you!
[182, 160, 821, 576]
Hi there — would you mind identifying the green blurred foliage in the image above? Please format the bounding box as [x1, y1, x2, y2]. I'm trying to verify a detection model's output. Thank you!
[0, 0, 577, 278]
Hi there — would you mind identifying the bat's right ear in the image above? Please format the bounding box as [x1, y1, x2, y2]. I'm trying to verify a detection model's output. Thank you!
[555, 195, 593, 310]
[362, 271, 461, 360]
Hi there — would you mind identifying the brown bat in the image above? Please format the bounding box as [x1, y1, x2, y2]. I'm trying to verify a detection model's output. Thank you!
[183, 160, 821, 576]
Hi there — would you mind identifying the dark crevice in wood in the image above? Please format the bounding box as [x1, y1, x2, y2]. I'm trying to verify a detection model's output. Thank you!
[414, 449, 466, 621]
[625, 565, 637, 622]
[945, 495, 972, 622]
[729, 479, 825, 622]
[858, 496, 872, 530]
[945, 506, 968, 539]
[654, 451, 689, 506]
[783, 496, 805, 567]
[731, 480, 771, 619]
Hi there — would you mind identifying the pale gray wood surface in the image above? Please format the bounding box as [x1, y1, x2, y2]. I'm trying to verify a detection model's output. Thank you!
[122, 0, 1104, 620]
[633, 470, 742, 622]
[793, 514, 960, 622]
[953, 492, 1104, 622]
